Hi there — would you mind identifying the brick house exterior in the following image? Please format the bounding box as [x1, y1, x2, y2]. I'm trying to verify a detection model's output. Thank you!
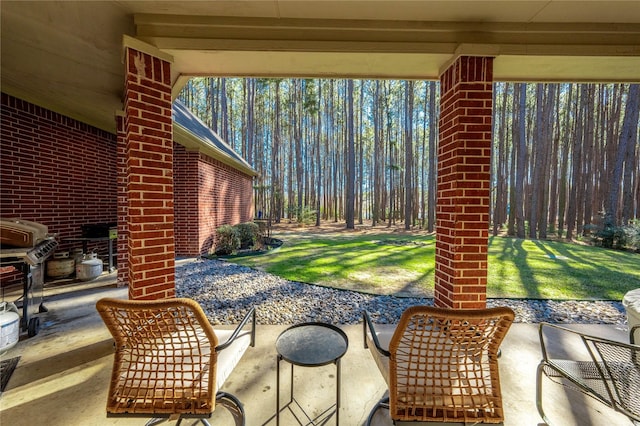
[0, 93, 255, 286]
[172, 99, 257, 257]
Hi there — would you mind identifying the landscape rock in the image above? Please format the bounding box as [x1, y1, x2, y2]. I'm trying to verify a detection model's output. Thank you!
[176, 258, 627, 327]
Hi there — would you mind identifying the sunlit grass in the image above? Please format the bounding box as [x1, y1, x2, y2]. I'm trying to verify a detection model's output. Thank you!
[230, 232, 640, 300]
[487, 237, 640, 299]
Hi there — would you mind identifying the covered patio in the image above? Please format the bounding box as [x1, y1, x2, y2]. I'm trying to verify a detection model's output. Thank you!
[0, 273, 633, 425]
[1, 1, 639, 425]
[2, 0, 639, 305]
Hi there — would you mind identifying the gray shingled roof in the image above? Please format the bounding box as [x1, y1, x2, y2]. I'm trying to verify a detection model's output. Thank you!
[172, 99, 256, 175]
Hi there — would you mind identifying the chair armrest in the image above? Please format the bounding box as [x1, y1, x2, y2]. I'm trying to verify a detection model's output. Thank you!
[538, 322, 586, 362]
[630, 324, 640, 345]
[363, 310, 390, 357]
[216, 307, 256, 351]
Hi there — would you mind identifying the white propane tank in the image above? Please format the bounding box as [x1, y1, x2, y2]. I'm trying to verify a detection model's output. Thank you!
[0, 302, 20, 354]
[76, 255, 102, 281]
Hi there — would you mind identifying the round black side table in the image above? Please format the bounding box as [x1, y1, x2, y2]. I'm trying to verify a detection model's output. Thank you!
[276, 322, 349, 425]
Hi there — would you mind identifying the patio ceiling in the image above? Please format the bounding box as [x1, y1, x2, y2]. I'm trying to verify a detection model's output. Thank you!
[1, 1, 639, 134]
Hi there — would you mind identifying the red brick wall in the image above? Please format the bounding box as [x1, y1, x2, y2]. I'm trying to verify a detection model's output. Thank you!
[198, 153, 255, 254]
[1, 93, 117, 284]
[2, 92, 255, 289]
[174, 144, 255, 256]
[174, 145, 200, 255]
[116, 115, 128, 288]
[435, 56, 493, 309]
[123, 47, 175, 300]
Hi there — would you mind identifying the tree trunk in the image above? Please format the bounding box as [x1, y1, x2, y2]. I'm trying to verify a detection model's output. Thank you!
[427, 81, 437, 233]
[609, 84, 640, 225]
[315, 82, 323, 227]
[621, 85, 639, 224]
[507, 91, 517, 233]
[373, 81, 382, 226]
[514, 83, 527, 238]
[538, 84, 555, 239]
[346, 79, 356, 229]
[404, 80, 414, 230]
[294, 80, 304, 221]
[493, 83, 509, 236]
[557, 84, 573, 237]
[529, 84, 544, 239]
[358, 81, 365, 224]
[582, 85, 596, 232]
[219, 78, 229, 141]
[567, 85, 587, 240]
[547, 84, 561, 234]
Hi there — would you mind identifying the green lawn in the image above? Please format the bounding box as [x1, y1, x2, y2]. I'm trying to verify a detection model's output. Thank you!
[488, 237, 640, 299]
[229, 231, 640, 300]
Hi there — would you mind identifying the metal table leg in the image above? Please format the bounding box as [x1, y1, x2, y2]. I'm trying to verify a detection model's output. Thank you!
[276, 354, 281, 426]
[336, 358, 341, 425]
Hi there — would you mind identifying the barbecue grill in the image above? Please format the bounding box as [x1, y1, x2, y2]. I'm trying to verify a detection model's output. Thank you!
[0, 219, 58, 337]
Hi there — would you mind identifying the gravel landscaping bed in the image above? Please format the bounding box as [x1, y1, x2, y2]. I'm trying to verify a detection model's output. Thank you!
[176, 258, 627, 326]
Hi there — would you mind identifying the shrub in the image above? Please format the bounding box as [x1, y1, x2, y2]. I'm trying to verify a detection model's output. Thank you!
[299, 206, 318, 225]
[288, 205, 317, 225]
[592, 219, 627, 250]
[254, 220, 268, 239]
[235, 222, 260, 249]
[215, 225, 240, 255]
[622, 220, 640, 252]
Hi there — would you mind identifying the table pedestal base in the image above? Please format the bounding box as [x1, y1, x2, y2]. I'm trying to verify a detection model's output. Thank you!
[276, 355, 341, 425]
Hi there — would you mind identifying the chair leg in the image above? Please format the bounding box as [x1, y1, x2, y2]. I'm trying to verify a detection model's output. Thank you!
[365, 396, 390, 426]
[216, 391, 245, 426]
[536, 362, 552, 425]
[142, 394, 240, 426]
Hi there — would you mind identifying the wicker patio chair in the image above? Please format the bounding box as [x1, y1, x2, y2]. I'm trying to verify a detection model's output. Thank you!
[96, 297, 256, 426]
[536, 323, 640, 425]
[363, 305, 515, 424]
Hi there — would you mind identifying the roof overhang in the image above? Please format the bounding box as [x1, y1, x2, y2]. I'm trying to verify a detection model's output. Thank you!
[2, 1, 639, 134]
[173, 124, 258, 178]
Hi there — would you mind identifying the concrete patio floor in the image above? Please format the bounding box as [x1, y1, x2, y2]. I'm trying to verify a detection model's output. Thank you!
[0, 273, 634, 426]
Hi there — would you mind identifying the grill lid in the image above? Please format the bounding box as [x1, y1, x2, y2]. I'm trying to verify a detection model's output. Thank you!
[1, 219, 49, 248]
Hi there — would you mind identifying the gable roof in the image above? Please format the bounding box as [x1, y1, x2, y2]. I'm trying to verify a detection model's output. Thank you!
[172, 99, 258, 177]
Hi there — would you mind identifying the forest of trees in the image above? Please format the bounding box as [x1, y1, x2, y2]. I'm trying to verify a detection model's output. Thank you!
[178, 78, 640, 241]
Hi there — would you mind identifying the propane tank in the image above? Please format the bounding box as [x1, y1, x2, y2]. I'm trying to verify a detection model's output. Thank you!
[47, 251, 75, 278]
[76, 253, 102, 281]
[0, 302, 20, 354]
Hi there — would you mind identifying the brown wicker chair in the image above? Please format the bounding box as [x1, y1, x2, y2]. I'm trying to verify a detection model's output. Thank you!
[363, 305, 515, 424]
[96, 297, 256, 426]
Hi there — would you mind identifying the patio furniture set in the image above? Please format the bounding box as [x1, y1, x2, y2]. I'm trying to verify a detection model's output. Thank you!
[96, 298, 640, 426]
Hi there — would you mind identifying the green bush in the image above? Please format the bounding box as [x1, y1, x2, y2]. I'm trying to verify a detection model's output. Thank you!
[592, 219, 627, 250]
[215, 225, 240, 255]
[235, 222, 259, 249]
[288, 205, 317, 225]
[254, 220, 268, 239]
[300, 206, 318, 225]
[622, 220, 640, 252]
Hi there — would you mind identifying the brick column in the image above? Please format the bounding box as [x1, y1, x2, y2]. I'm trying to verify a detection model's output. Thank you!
[116, 113, 128, 288]
[435, 56, 493, 309]
[123, 42, 175, 300]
